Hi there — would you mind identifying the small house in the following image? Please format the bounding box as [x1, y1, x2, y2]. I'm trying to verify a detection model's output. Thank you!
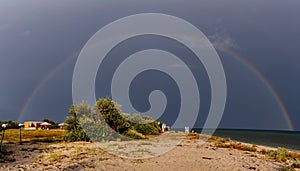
[23, 121, 42, 130]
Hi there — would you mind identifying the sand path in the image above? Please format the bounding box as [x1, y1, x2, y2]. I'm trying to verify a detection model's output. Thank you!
[0, 132, 291, 171]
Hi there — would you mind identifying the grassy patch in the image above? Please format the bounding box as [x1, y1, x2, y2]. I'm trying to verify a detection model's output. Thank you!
[208, 136, 256, 152]
[216, 141, 257, 152]
[266, 148, 289, 162]
[3, 129, 66, 143]
[186, 133, 200, 140]
[265, 148, 300, 163]
[207, 136, 231, 143]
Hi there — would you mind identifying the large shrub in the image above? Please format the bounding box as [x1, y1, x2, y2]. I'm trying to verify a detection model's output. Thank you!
[94, 98, 131, 135]
[63, 98, 163, 142]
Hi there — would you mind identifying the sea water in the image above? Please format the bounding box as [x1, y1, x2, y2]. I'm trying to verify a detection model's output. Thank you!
[199, 129, 300, 151]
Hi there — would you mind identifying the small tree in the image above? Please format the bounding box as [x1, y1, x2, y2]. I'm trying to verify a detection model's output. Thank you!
[63, 102, 90, 142]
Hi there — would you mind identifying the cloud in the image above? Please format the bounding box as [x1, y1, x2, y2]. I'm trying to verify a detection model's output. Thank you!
[167, 31, 237, 51]
[208, 32, 238, 49]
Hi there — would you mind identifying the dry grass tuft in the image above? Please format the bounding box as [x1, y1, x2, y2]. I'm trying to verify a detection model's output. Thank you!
[207, 136, 231, 143]
[186, 133, 200, 140]
[207, 136, 256, 152]
[216, 141, 257, 152]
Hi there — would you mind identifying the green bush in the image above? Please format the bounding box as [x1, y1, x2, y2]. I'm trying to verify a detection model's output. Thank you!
[64, 99, 163, 141]
[134, 123, 161, 135]
[266, 148, 300, 164]
[128, 113, 162, 135]
[63, 102, 91, 142]
[63, 127, 90, 142]
[267, 148, 288, 162]
[124, 129, 145, 139]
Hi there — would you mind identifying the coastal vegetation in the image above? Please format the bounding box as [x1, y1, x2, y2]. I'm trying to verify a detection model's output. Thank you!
[63, 98, 162, 142]
[266, 148, 300, 171]
[207, 135, 300, 171]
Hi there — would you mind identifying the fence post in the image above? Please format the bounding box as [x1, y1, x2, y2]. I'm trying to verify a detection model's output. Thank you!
[0, 124, 7, 151]
[19, 124, 24, 145]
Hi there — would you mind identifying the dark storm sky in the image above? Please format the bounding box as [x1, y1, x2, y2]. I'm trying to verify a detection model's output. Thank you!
[0, 0, 299, 131]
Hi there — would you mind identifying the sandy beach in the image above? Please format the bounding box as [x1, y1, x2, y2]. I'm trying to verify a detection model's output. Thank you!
[1, 131, 298, 171]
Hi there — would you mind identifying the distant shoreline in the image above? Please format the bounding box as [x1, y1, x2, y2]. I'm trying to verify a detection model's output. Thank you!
[210, 129, 299, 151]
